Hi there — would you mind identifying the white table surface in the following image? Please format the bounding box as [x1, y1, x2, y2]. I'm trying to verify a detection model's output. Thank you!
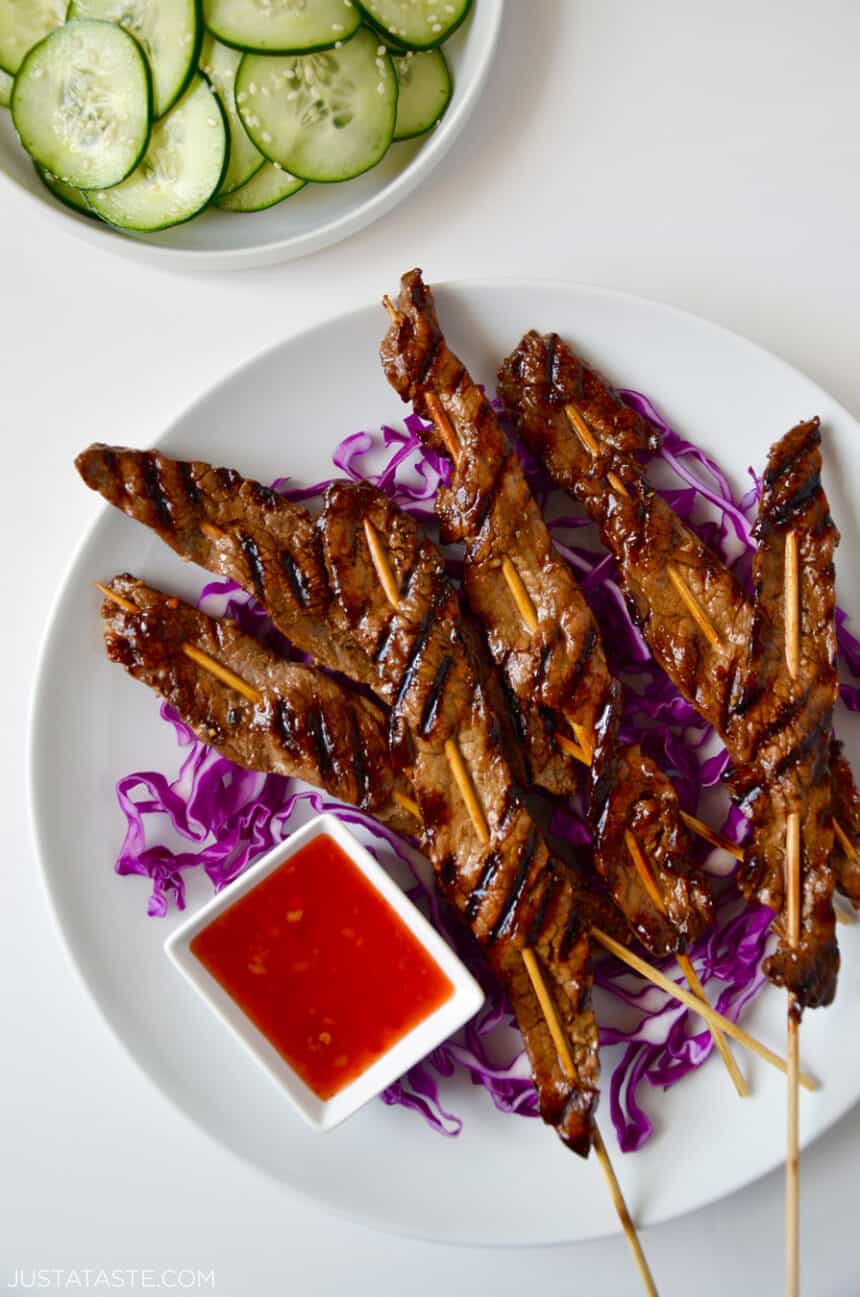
[3, 2, 859, 1294]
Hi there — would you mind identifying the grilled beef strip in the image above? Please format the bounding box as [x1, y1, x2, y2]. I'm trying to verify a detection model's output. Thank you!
[379, 270, 713, 956]
[726, 421, 838, 1008]
[321, 478, 616, 1152]
[500, 336, 849, 1006]
[100, 574, 417, 837]
[381, 269, 608, 790]
[77, 447, 619, 1154]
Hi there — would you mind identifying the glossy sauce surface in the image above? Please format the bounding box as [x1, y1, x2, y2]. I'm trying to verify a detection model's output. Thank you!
[191, 834, 454, 1100]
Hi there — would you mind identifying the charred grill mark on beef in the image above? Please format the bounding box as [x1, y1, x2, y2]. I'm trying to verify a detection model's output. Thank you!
[99, 575, 416, 834]
[319, 478, 601, 1154]
[500, 337, 847, 1007]
[380, 272, 713, 955]
[279, 550, 310, 607]
[240, 533, 266, 597]
[487, 827, 539, 944]
[141, 454, 173, 530]
[419, 655, 454, 736]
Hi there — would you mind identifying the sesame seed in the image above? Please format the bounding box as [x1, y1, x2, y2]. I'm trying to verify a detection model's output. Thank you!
[377, 81, 385, 93]
[261, 130, 272, 142]
[248, 82, 257, 94]
[287, 89, 298, 100]
[331, 21, 343, 29]
[236, 90, 247, 102]
[261, 84, 269, 96]
[207, 116, 217, 126]
[377, 44, 386, 55]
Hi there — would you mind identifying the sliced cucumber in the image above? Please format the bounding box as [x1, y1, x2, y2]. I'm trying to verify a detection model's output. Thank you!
[37, 163, 98, 216]
[356, 0, 471, 49]
[12, 20, 152, 189]
[0, 0, 66, 76]
[393, 47, 448, 139]
[236, 26, 396, 183]
[0, 67, 11, 106]
[67, 0, 201, 118]
[215, 159, 303, 211]
[203, 0, 361, 55]
[199, 31, 263, 195]
[87, 73, 226, 230]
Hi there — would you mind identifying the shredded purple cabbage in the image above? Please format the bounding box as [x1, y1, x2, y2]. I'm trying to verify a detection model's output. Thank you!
[113, 397, 860, 1152]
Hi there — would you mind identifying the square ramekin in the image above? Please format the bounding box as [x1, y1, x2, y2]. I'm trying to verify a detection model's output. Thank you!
[165, 812, 484, 1132]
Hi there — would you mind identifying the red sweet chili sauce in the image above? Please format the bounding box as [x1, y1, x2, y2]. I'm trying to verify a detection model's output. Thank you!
[191, 833, 454, 1100]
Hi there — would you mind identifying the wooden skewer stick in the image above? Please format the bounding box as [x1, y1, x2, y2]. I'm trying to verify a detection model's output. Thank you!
[784, 527, 801, 1297]
[624, 832, 748, 1096]
[666, 564, 722, 648]
[180, 642, 263, 705]
[95, 582, 137, 613]
[392, 790, 422, 820]
[564, 403, 630, 497]
[833, 817, 859, 865]
[521, 948, 659, 1297]
[680, 810, 745, 862]
[592, 927, 818, 1091]
[501, 557, 539, 633]
[556, 731, 591, 765]
[363, 518, 401, 609]
[424, 391, 461, 463]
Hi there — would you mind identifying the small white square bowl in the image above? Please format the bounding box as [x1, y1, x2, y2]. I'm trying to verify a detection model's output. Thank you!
[165, 812, 485, 1132]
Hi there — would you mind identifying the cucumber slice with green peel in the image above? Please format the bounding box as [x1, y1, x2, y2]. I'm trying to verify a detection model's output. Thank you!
[67, 0, 201, 118]
[0, 67, 11, 106]
[87, 74, 227, 230]
[215, 159, 303, 211]
[202, 0, 361, 55]
[356, 0, 471, 49]
[236, 27, 396, 183]
[392, 46, 449, 139]
[199, 32, 264, 195]
[12, 20, 152, 189]
[37, 163, 99, 216]
[0, 0, 66, 76]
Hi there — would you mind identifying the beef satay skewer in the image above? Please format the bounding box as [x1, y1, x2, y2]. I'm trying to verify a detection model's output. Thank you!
[522, 948, 659, 1297]
[784, 531, 801, 1297]
[383, 304, 742, 1097]
[360, 520, 658, 1293]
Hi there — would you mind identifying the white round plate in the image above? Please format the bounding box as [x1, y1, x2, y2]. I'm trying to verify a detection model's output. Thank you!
[0, 4, 502, 270]
[30, 281, 860, 1246]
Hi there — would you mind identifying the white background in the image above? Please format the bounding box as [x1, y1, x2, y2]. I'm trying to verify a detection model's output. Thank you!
[3, 2, 859, 1294]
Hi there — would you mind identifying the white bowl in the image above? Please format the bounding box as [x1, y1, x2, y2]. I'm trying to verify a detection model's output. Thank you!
[0, 3, 503, 270]
[165, 813, 485, 1132]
